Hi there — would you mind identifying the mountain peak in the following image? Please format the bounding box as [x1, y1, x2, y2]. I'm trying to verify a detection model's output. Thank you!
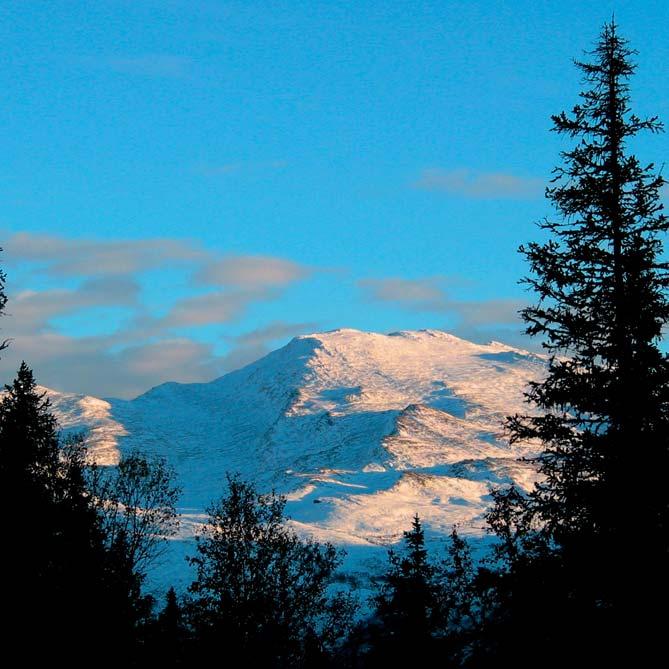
[39, 326, 547, 589]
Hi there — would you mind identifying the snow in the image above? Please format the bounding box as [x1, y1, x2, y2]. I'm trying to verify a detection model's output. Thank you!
[42, 387, 127, 465]
[40, 328, 546, 591]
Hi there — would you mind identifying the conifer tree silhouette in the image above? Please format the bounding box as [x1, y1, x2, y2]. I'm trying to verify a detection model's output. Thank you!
[0, 364, 122, 664]
[368, 515, 443, 665]
[481, 21, 669, 663]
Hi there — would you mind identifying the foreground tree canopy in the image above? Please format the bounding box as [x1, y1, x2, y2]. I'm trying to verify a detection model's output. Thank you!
[0, 361, 182, 666]
[187, 474, 356, 666]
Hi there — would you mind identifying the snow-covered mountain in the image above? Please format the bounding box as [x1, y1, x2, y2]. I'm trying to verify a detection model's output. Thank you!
[45, 329, 547, 589]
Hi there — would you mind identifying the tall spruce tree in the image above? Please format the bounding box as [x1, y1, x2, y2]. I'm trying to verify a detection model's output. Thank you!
[375, 514, 434, 640]
[367, 515, 443, 665]
[483, 20, 669, 662]
[0, 363, 173, 666]
[0, 248, 7, 352]
[0, 364, 118, 664]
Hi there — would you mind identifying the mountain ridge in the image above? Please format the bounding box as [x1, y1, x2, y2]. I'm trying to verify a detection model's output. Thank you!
[34, 328, 546, 588]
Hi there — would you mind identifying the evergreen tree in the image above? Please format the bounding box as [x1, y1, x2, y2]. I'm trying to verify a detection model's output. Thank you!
[481, 21, 669, 663]
[142, 586, 188, 667]
[187, 474, 356, 667]
[0, 364, 124, 665]
[0, 247, 7, 352]
[439, 528, 477, 634]
[367, 515, 442, 665]
[0, 362, 61, 490]
[375, 515, 433, 639]
[160, 586, 183, 636]
[0, 363, 179, 666]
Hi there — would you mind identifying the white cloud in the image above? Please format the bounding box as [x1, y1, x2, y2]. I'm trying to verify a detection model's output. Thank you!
[359, 275, 525, 338]
[359, 277, 448, 311]
[0, 232, 318, 397]
[215, 321, 320, 375]
[413, 168, 543, 199]
[8, 277, 140, 333]
[4, 232, 207, 277]
[159, 290, 273, 328]
[196, 256, 311, 288]
[0, 333, 221, 399]
[230, 321, 319, 348]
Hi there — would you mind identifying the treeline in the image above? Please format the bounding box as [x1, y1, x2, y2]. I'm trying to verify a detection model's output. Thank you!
[0, 361, 181, 665]
[1, 20, 667, 667]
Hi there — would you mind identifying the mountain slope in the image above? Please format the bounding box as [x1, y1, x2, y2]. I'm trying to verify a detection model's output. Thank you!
[43, 329, 547, 587]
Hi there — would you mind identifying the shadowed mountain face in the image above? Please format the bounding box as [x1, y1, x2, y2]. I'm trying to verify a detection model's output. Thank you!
[45, 329, 546, 587]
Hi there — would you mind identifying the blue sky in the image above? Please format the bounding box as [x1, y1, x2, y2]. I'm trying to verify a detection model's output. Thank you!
[1, 1, 668, 397]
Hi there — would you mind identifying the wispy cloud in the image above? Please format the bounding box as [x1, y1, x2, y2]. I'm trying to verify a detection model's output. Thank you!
[7, 277, 140, 334]
[217, 321, 320, 374]
[196, 256, 311, 288]
[1, 232, 318, 397]
[0, 321, 322, 400]
[4, 232, 207, 277]
[413, 168, 543, 199]
[157, 290, 276, 329]
[1, 332, 221, 399]
[453, 299, 525, 327]
[359, 277, 448, 312]
[230, 321, 319, 348]
[359, 275, 526, 341]
[4, 232, 312, 288]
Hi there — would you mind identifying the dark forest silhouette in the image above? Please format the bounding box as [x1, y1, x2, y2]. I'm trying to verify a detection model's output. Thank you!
[1, 20, 667, 667]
